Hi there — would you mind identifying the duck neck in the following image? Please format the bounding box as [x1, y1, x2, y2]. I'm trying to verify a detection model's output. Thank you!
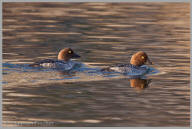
[130, 59, 143, 67]
[58, 58, 69, 62]
[58, 52, 69, 61]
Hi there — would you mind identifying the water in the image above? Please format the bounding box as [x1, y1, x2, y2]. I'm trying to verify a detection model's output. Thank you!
[3, 3, 190, 127]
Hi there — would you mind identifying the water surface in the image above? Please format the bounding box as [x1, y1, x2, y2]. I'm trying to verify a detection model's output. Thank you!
[3, 2, 190, 127]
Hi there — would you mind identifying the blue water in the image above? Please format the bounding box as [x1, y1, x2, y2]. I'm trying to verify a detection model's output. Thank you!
[3, 62, 159, 81]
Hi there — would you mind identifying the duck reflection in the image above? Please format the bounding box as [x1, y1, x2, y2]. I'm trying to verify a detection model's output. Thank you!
[129, 77, 152, 92]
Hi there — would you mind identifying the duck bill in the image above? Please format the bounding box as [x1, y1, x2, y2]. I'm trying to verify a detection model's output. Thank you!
[72, 53, 80, 58]
[147, 58, 153, 65]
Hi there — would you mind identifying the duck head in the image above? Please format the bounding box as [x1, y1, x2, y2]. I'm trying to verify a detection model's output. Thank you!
[130, 51, 152, 66]
[58, 48, 80, 61]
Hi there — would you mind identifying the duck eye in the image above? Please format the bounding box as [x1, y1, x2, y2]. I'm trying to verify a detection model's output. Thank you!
[141, 56, 145, 59]
[68, 50, 72, 54]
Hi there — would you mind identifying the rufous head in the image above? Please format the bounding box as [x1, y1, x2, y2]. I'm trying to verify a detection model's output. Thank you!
[130, 51, 152, 66]
[58, 48, 80, 61]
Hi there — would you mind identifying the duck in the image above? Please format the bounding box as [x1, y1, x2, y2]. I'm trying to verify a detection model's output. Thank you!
[101, 51, 153, 75]
[29, 48, 81, 70]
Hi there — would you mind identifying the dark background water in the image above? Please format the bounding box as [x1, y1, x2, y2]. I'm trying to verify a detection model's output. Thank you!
[2, 2, 190, 127]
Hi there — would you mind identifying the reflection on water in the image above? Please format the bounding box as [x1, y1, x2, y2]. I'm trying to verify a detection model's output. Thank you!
[130, 78, 151, 92]
[3, 2, 190, 127]
[2, 62, 156, 87]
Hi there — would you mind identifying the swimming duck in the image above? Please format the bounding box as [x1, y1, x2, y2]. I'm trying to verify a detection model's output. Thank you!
[29, 48, 81, 70]
[102, 51, 153, 75]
